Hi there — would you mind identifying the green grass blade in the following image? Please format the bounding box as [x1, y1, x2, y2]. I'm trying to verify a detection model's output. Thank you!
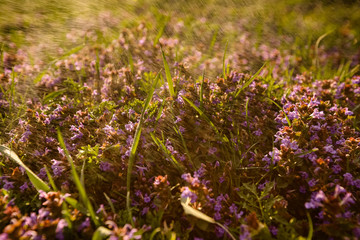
[266, 97, 291, 127]
[104, 192, 116, 215]
[200, 70, 205, 110]
[154, 16, 170, 47]
[0, 145, 50, 192]
[180, 197, 236, 240]
[161, 47, 175, 97]
[235, 63, 266, 98]
[43, 89, 66, 104]
[222, 41, 228, 79]
[126, 71, 160, 225]
[315, 30, 333, 72]
[182, 96, 227, 142]
[209, 28, 218, 56]
[306, 212, 313, 240]
[44, 165, 58, 191]
[57, 129, 99, 227]
[92, 226, 112, 240]
[149, 227, 161, 240]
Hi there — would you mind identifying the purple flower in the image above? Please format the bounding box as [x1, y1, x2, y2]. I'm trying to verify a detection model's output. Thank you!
[20, 182, 29, 192]
[214, 212, 222, 221]
[308, 179, 317, 187]
[2, 180, 14, 190]
[78, 217, 90, 232]
[324, 144, 337, 155]
[269, 225, 278, 236]
[181, 187, 197, 203]
[19, 126, 32, 143]
[55, 219, 68, 240]
[174, 116, 182, 124]
[99, 161, 113, 172]
[125, 121, 135, 132]
[144, 194, 151, 203]
[254, 129, 263, 136]
[51, 159, 65, 177]
[141, 207, 149, 216]
[208, 147, 217, 155]
[179, 126, 186, 134]
[332, 164, 342, 174]
[343, 173, 353, 185]
[310, 109, 325, 120]
[229, 203, 238, 214]
[103, 125, 115, 136]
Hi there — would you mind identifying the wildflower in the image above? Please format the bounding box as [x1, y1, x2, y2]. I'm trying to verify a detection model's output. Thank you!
[229, 203, 238, 214]
[141, 207, 149, 216]
[179, 126, 186, 134]
[181, 187, 197, 203]
[78, 217, 90, 232]
[254, 129, 263, 136]
[55, 219, 68, 240]
[308, 179, 317, 187]
[310, 109, 325, 120]
[99, 161, 113, 172]
[214, 212, 222, 221]
[20, 182, 29, 192]
[343, 173, 353, 185]
[51, 159, 65, 177]
[103, 125, 115, 136]
[19, 126, 32, 143]
[143, 194, 151, 203]
[2, 180, 14, 190]
[125, 121, 135, 132]
[324, 144, 337, 155]
[208, 147, 217, 155]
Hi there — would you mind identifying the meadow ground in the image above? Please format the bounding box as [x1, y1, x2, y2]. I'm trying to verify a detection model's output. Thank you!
[0, 0, 360, 239]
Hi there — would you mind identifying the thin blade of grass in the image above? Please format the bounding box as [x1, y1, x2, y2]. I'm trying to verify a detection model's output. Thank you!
[266, 97, 291, 127]
[92, 226, 112, 240]
[104, 192, 116, 215]
[0, 145, 50, 192]
[180, 197, 236, 240]
[57, 129, 99, 227]
[222, 41, 228, 79]
[126, 71, 160, 225]
[200, 70, 205, 110]
[44, 165, 58, 191]
[153, 16, 170, 47]
[182, 96, 228, 142]
[235, 63, 266, 98]
[315, 30, 333, 69]
[161, 47, 175, 97]
[306, 212, 313, 240]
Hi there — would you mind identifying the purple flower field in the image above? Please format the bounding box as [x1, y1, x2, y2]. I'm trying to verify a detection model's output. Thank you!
[0, 0, 360, 239]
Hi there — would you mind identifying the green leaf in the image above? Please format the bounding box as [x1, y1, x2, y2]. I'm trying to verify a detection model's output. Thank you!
[180, 197, 236, 240]
[181, 197, 215, 224]
[57, 130, 99, 227]
[306, 212, 313, 240]
[161, 47, 175, 97]
[266, 97, 291, 127]
[235, 63, 266, 98]
[43, 89, 66, 104]
[92, 226, 112, 240]
[182, 96, 227, 142]
[149, 228, 161, 240]
[44, 165, 58, 191]
[126, 71, 160, 225]
[243, 182, 258, 196]
[222, 41, 228, 79]
[260, 181, 275, 199]
[0, 145, 50, 192]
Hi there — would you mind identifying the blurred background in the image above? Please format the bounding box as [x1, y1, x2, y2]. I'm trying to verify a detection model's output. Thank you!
[0, 0, 359, 75]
